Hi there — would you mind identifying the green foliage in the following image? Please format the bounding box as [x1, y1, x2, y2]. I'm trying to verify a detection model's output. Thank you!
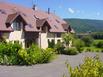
[64, 19, 103, 33]
[62, 33, 74, 47]
[93, 40, 103, 48]
[0, 42, 22, 65]
[48, 39, 55, 48]
[54, 41, 65, 54]
[91, 32, 103, 39]
[18, 45, 56, 65]
[18, 49, 29, 65]
[42, 48, 56, 63]
[81, 35, 94, 47]
[0, 35, 6, 43]
[83, 47, 102, 52]
[54, 33, 79, 55]
[64, 47, 78, 55]
[62, 33, 73, 46]
[73, 39, 85, 52]
[61, 33, 102, 53]
[66, 56, 103, 77]
[0, 43, 56, 65]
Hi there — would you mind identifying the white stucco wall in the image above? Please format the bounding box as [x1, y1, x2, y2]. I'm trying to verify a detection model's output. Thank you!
[48, 38, 62, 44]
[37, 32, 62, 49]
[37, 33, 48, 49]
[6, 23, 25, 48]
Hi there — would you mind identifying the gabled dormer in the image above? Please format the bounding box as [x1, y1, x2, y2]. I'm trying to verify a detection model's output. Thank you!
[6, 12, 28, 31]
[36, 19, 51, 33]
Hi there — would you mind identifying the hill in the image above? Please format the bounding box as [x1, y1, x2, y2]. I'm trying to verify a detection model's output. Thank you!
[64, 19, 103, 33]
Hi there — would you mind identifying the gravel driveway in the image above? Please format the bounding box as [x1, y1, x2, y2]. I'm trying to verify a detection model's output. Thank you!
[0, 52, 103, 77]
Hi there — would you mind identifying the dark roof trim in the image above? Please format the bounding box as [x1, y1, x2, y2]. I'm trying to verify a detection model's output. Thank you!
[36, 19, 51, 28]
[6, 12, 28, 25]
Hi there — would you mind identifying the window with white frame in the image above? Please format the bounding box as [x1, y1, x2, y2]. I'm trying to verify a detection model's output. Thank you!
[13, 20, 21, 31]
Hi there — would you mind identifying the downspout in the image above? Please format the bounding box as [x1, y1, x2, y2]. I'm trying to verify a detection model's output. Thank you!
[39, 20, 42, 49]
[54, 33, 56, 45]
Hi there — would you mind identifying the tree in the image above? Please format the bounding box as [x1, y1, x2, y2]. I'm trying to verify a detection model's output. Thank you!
[81, 35, 94, 47]
[62, 33, 74, 48]
[73, 39, 85, 52]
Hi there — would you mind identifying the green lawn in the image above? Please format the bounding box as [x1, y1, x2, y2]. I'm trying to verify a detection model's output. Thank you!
[81, 39, 103, 52]
[94, 39, 103, 43]
[82, 47, 102, 52]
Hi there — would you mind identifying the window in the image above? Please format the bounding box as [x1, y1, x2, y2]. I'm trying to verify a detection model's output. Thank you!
[56, 33, 61, 37]
[42, 26, 46, 33]
[47, 33, 54, 38]
[0, 9, 6, 14]
[13, 20, 21, 31]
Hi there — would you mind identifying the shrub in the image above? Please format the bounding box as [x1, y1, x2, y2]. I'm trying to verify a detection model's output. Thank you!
[0, 35, 6, 43]
[81, 35, 94, 47]
[18, 44, 56, 65]
[0, 43, 56, 65]
[48, 39, 55, 48]
[73, 39, 85, 52]
[0, 42, 22, 65]
[42, 48, 56, 63]
[83, 47, 102, 52]
[18, 49, 29, 65]
[66, 56, 103, 77]
[54, 41, 65, 54]
[25, 44, 44, 64]
[64, 47, 78, 55]
[94, 41, 103, 48]
[62, 33, 74, 47]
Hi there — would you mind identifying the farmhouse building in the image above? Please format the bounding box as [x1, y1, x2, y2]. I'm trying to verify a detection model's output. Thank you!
[0, 2, 74, 48]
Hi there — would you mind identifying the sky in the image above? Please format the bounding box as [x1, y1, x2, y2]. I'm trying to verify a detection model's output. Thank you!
[1, 0, 103, 20]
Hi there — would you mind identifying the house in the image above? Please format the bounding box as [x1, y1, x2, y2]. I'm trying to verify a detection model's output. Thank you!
[0, 2, 74, 48]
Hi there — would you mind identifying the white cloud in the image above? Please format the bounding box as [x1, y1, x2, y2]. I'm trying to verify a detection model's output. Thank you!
[77, 10, 80, 13]
[97, 12, 100, 16]
[68, 8, 75, 14]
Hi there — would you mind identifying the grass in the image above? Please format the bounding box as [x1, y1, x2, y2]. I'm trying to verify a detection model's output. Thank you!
[81, 39, 103, 52]
[82, 47, 102, 52]
[94, 39, 103, 43]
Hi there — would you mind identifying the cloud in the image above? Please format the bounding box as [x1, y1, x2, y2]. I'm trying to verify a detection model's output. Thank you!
[97, 12, 100, 16]
[77, 10, 80, 13]
[68, 8, 75, 14]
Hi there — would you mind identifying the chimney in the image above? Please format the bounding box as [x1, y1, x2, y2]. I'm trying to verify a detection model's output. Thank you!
[32, 4, 36, 10]
[48, 8, 50, 14]
[54, 10, 55, 14]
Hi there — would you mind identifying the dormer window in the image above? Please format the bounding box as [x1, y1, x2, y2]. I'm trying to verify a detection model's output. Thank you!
[0, 9, 6, 14]
[12, 20, 21, 31]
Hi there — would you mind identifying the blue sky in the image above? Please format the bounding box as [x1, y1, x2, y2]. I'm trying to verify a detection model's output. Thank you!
[1, 0, 103, 20]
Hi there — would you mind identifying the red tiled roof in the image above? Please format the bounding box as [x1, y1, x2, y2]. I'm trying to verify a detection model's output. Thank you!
[0, 12, 13, 31]
[36, 19, 46, 27]
[0, 2, 70, 33]
[25, 25, 39, 32]
[6, 13, 18, 24]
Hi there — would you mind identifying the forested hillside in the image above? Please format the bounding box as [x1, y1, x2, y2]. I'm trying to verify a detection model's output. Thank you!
[64, 19, 103, 33]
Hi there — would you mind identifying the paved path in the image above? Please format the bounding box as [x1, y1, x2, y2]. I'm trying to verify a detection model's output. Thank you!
[0, 52, 103, 77]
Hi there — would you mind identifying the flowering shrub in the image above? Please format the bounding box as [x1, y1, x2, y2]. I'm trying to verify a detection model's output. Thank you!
[0, 43, 56, 65]
[66, 56, 103, 77]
